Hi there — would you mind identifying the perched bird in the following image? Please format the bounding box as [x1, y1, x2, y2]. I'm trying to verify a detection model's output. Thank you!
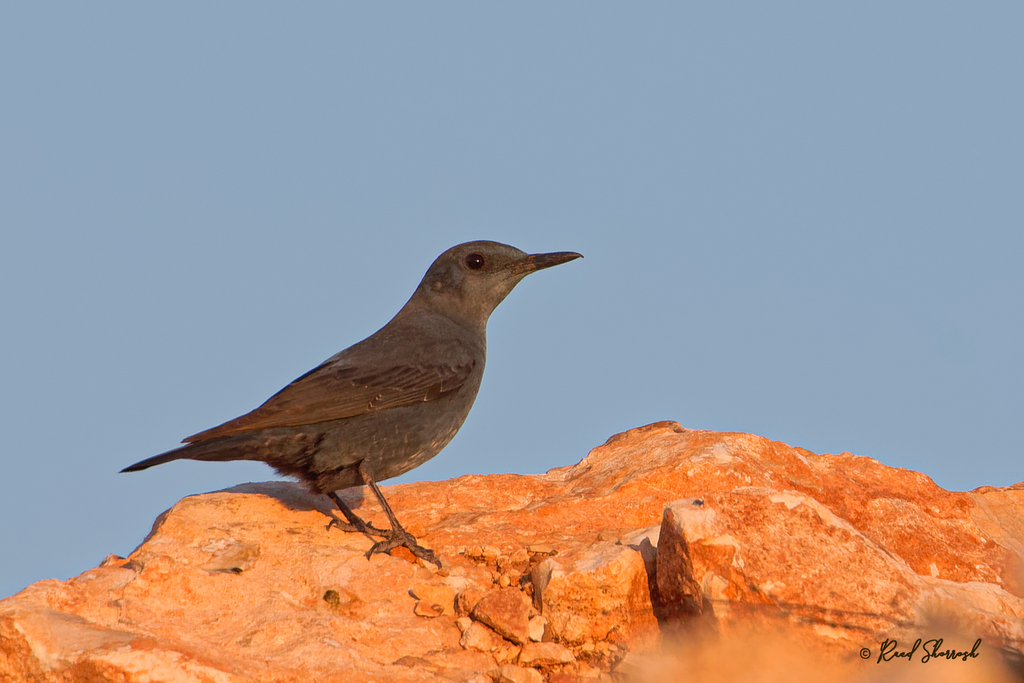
[122, 241, 581, 565]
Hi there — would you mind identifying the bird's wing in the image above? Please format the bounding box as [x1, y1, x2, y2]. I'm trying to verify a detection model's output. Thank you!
[183, 357, 477, 442]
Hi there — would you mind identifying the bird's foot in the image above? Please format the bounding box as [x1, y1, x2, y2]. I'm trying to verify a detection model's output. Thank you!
[366, 526, 441, 568]
[326, 516, 390, 537]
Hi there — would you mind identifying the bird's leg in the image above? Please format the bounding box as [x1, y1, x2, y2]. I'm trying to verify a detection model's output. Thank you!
[359, 463, 441, 568]
[325, 491, 390, 537]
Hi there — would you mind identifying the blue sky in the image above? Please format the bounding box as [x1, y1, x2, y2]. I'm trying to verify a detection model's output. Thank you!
[2, 3, 1022, 598]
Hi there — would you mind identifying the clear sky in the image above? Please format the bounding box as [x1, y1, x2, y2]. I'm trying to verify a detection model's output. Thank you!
[2, 4, 1022, 599]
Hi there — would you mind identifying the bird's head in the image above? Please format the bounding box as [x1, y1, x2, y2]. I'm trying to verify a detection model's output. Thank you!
[407, 241, 582, 330]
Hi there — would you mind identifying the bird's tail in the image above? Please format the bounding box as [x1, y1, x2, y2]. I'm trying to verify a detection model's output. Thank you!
[120, 450, 184, 472]
[120, 437, 249, 473]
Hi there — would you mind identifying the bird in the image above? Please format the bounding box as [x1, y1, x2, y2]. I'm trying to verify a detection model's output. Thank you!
[122, 241, 582, 566]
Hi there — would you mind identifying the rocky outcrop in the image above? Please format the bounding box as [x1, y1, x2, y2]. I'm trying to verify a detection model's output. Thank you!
[2, 422, 1022, 682]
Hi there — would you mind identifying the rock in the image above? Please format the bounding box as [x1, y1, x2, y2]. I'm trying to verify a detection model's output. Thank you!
[536, 543, 658, 647]
[528, 615, 547, 642]
[406, 648, 498, 681]
[489, 663, 544, 683]
[654, 503, 706, 623]
[518, 641, 575, 666]
[457, 616, 474, 633]
[411, 583, 456, 617]
[413, 599, 446, 618]
[471, 589, 532, 645]
[1, 422, 1022, 681]
[467, 545, 502, 563]
[460, 622, 520, 664]
[458, 587, 488, 615]
[654, 487, 1024, 656]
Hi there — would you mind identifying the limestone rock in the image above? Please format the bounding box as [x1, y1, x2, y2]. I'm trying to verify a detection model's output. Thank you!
[654, 487, 1024, 658]
[536, 542, 658, 647]
[460, 621, 520, 664]
[519, 641, 575, 666]
[471, 589, 532, 645]
[412, 583, 456, 617]
[1, 422, 1021, 682]
[527, 615, 546, 642]
[457, 587, 488, 615]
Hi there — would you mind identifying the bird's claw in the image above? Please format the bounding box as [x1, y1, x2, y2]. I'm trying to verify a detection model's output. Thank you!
[326, 516, 390, 537]
[365, 528, 441, 568]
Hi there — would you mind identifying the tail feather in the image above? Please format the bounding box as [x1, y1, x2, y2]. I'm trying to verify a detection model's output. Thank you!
[121, 437, 249, 473]
[121, 447, 190, 472]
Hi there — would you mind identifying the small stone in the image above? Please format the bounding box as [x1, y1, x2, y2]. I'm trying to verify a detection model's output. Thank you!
[580, 642, 595, 653]
[519, 642, 575, 666]
[498, 573, 511, 588]
[410, 583, 456, 617]
[527, 616, 546, 642]
[471, 589, 532, 645]
[468, 545, 484, 560]
[489, 664, 544, 683]
[456, 616, 473, 633]
[414, 600, 444, 617]
[527, 544, 556, 555]
[458, 588, 487, 615]
[481, 545, 502, 562]
[460, 622, 520, 663]
[461, 621, 507, 652]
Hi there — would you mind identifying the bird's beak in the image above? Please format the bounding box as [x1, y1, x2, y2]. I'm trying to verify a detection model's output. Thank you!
[510, 251, 583, 276]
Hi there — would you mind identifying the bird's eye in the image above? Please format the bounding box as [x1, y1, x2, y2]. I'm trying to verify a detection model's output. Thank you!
[465, 253, 485, 270]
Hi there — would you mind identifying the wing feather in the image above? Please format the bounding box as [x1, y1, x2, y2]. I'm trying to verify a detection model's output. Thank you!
[184, 358, 476, 442]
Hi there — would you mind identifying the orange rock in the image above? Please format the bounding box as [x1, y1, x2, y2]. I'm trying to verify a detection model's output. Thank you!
[471, 588, 532, 645]
[1, 423, 1022, 681]
[519, 641, 575, 666]
[527, 615, 547, 642]
[459, 621, 520, 664]
[457, 586, 488, 615]
[411, 583, 456, 617]
[536, 540, 659, 647]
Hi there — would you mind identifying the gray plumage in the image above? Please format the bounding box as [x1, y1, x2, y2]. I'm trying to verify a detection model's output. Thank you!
[122, 240, 581, 564]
